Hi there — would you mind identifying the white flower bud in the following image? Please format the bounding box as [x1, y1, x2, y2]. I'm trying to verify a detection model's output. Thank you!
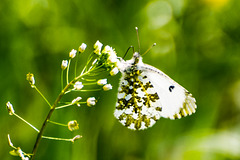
[61, 60, 68, 70]
[6, 101, 15, 115]
[108, 53, 118, 63]
[69, 49, 77, 58]
[71, 97, 82, 105]
[93, 40, 103, 55]
[79, 43, 87, 52]
[26, 73, 35, 87]
[103, 84, 112, 91]
[68, 120, 79, 131]
[102, 45, 113, 54]
[87, 97, 96, 107]
[74, 81, 84, 90]
[71, 135, 82, 142]
[110, 67, 119, 76]
[97, 79, 107, 86]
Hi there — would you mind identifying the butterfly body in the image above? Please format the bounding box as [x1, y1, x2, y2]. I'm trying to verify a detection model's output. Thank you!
[114, 52, 197, 130]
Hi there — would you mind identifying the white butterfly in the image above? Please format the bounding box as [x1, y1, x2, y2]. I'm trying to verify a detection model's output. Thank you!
[114, 52, 197, 130]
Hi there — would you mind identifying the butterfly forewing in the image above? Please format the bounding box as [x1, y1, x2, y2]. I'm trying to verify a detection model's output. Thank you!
[142, 64, 197, 119]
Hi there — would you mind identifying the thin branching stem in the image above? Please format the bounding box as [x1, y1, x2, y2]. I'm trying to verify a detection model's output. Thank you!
[31, 66, 98, 160]
[42, 136, 73, 142]
[55, 103, 73, 109]
[33, 86, 52, 108]
[61, 70, 64, 90]
[13, 113, 39, 133]
[75, 52, 79, 77]
[48, 120, 67, 127]
[66, 59, 71, 84]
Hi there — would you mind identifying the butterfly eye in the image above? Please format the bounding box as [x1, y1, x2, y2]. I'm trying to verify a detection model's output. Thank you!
[169, 85, 175, 92]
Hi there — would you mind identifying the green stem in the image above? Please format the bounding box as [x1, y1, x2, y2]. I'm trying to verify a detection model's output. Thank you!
[48, 120, 67, 127]
[74, 52, 79, 77]
[34, 86, 52, 108]
[61, 70, 64, 90]
[66, 59, 71, 84]
[31, 66, 96, 160]
[42, 136, 74, 142]
[55, 103, 73, 110]
[13, 113, 39, 133]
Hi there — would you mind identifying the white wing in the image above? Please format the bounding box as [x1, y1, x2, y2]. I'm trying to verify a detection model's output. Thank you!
[114, 53, 197, 130]
[141, 64, 197, 119]
[114, 71, 163, 130]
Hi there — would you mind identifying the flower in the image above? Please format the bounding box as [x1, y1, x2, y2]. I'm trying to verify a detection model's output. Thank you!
[9, 147, 29, 160]
[69, 49, 77, 58]
[110, 67, 119, 76]
[103, 45, 118, 63]
[61, 60, 68, 70]
[6, 101, 15, 115]
[103, 84, 112, 91]
[26, 73, 35, 87]
[102, 45, 114, 54]
[71, 135, 82, 142]
[86, 97, 96, 107]
[93, 40, 103, 55]
[71, 97, 82, 107]
[68, 120, 79, 131]
[97, 79, 107, 86]
[74, 81, 84, 90]
[79, 43, 87, 53]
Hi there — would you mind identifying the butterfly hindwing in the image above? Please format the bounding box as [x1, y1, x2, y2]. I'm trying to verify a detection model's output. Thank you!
[114, 52, 197, 130]
[114, 68, 162, 130]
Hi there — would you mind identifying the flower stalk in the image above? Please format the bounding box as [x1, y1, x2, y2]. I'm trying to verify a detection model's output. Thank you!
[7, 41, 119, 160]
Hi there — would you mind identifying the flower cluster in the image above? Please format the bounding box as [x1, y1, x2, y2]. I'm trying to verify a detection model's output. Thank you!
[92, 40, 121, 76]
[6, 40, 119, 159]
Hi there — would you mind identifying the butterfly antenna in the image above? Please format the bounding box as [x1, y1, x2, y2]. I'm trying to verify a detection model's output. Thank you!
[141, 43, 156, 56]
[135, 27, 140, 53]
[123, 46, 134, 59]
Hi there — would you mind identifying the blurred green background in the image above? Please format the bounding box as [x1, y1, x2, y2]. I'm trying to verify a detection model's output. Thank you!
[1, 0, 240, 159]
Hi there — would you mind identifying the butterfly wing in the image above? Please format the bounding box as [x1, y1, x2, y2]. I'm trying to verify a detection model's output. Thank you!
[142, 64, 197, 119]
[114, 53, 197, 130]
[114, 70, 163, 130]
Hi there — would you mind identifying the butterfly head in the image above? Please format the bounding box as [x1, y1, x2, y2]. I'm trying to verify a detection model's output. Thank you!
[126, 52, 143, 65]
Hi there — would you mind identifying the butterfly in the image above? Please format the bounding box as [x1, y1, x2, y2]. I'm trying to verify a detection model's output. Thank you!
[114, 52, 197, 130]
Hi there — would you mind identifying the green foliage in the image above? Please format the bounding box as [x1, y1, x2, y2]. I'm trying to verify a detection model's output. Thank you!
[1, 0, 240, 159]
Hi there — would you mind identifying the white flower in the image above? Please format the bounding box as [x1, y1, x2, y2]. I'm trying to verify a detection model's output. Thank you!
[74, 81, 84, 90]
[87, 97, 96, 107]
[93, 40, 103, 55]
[68, 120, 79, 131]
[61, 60, 68, 70]
[71, 135, 82, 142]
[71, 97, 82, 107]
[26, 73, 35, 87]
[115, 59, 123, 69]
[69, 49, 77, 58]
[6, 101, 15, 115]
[103, 84, 112, 91]
[79, 43, 87, 52]
[102, 45, 113, 54]
[110, 67, 119, 76]
[97, 79, 107, 86]
[108, 53, 118, 63]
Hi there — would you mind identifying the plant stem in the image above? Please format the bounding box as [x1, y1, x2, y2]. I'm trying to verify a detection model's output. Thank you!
[31, 82, 71, 160]
[31, 68, 94, 160]
[34, 86, 52, 108]
[14, 113, 39, 132]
